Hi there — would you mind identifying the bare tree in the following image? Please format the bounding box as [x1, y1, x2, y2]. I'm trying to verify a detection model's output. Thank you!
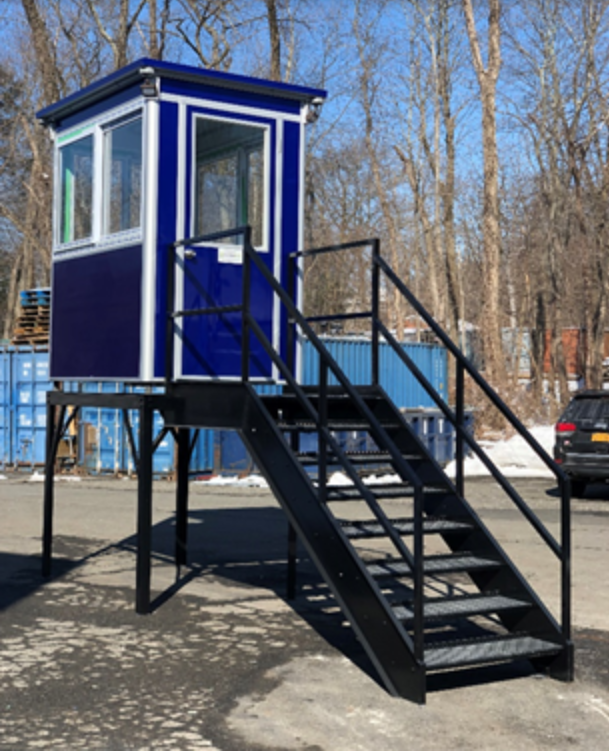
[462, 0, 504, 383]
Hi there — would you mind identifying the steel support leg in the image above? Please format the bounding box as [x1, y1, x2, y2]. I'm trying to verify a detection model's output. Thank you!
[136, 401, 154, 614]
[42, 399, 57, 577]
[175, 428, 190, 569]
[287, 522, 297, 600]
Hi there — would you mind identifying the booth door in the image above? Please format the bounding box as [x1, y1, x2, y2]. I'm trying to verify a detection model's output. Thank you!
[177, 112, 275, 380]
[179, 245, 273, 379]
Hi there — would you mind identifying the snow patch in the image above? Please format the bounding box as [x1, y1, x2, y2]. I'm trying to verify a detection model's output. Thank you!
[28, 472, 82, 483]
[445, 425, 555, 478]
[193, 474, 269, 488]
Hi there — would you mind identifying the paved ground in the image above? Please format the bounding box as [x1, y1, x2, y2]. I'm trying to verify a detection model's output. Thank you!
[1, 474, 609, 750]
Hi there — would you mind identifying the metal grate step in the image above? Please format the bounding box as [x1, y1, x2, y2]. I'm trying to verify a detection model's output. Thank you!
[393, 593, 530, 622]
[277, 419, 402, 432]
[366, 552, 502, 578]
[297, 450, 398, 465]
[339, 517, 472, 539]
[424, 634, 562, 670]
[328, 483, 416, 501]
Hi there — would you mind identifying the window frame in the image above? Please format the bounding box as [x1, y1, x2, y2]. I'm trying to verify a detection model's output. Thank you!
[53, 105, 144, 255]
[191, 113, 270, 252]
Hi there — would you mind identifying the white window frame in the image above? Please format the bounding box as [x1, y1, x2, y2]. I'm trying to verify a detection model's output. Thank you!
[53, 103, 145, 256]
[190, 113, 271, 253]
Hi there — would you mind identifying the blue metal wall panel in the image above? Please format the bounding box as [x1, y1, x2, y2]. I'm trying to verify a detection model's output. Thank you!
[302, 338, 447, 408]
[154, 100, 180, 379]
[51, 247, 142, 379]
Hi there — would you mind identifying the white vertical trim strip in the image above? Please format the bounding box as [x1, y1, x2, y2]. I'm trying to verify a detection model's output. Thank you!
[272, 120, 284, 382]
[174, 100, 187, 379]
[295, 108, 307, 383]
[140, 96, 160, 380]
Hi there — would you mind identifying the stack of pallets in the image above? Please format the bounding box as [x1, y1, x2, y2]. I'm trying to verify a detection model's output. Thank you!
[12, 288, 51, 346]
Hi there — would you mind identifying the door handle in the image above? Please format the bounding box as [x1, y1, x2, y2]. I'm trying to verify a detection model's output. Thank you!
[184, 249, 197, 260]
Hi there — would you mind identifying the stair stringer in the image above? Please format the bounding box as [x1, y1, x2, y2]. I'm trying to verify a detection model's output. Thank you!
[238, 384, 427, 703]
[370, 385, 572, 673]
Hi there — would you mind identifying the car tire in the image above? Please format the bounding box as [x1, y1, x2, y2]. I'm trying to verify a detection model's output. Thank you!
[570, 478, 588, 498]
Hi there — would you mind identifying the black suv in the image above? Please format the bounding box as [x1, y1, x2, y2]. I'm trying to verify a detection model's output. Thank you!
[554, 390, 609, 496]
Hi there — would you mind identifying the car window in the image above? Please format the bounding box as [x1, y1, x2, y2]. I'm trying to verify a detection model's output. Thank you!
[564, 398, 600, 420]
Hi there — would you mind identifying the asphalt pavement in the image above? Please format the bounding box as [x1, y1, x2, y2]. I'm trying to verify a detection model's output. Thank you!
[1, 474, 608, 750]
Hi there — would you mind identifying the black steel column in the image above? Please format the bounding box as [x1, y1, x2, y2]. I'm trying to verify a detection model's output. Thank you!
[175, 427, 190, 569]
[42, 398, 57, 577]
[136, 399, 154, 614]
[455, 360, 465, 498]
[287, 523, 297, 600]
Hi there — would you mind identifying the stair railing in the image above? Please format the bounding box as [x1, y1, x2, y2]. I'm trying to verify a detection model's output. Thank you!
[241, 235, 427, 663]
[166, 229, 427, 662]
[365, 243, 570, 644]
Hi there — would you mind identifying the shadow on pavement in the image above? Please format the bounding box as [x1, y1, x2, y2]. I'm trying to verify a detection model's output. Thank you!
[0, 552, 79, 611]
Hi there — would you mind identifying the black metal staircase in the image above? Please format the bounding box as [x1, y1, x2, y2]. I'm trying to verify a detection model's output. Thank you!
[162, 230, 573, 704]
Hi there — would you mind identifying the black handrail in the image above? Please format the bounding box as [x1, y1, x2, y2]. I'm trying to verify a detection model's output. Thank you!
[287, 236, 570, 643]
[240, 233, 426, 662]
[375, 254, 571, 640]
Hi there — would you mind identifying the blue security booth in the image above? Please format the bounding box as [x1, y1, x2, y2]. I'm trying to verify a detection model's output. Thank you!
[37, 58, 326, 382]
[38, 59, 572, 705]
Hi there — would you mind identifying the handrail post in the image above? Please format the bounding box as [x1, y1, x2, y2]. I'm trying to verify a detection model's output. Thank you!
[287, 252, 296, 380]
[242, 227, 252, 382]
[318, 360, 328, 505]
[413, 485, 424, 664]
[561, 475, 572, 642]
[165, 242, 176, 386]
[371, 239, 380, 387]
[456, 359, 465, 497]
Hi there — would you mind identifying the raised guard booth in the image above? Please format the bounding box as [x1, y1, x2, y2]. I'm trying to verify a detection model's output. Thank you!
[38, 59, 326, 613]
[37, 59, 573, 705]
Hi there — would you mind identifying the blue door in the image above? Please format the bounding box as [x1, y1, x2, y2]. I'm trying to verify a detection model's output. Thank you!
[180, 245, 274, 378]
[177, 109, 277, 380]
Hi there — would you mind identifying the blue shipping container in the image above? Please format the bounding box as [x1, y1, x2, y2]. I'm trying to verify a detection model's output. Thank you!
[0, 338, 449, 472]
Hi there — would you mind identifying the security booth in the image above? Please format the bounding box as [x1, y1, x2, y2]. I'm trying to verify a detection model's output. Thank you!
[37, 58, 326, 382]
[38, 58, 327, 613]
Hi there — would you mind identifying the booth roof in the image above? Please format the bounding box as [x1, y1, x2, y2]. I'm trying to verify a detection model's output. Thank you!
[36, 57, 327, 125]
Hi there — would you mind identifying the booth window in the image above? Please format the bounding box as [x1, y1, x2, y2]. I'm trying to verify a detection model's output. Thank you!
[59, 135, 93, 244]
[195, 118, 266, 247]
[56, 112, 142, 249]
[104, 117, 142, 235]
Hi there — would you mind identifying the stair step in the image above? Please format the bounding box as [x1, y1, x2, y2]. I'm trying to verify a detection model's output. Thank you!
[277, 420, 401, 432]
[424, 634, 562, 670]
[339, 517, 472, 539]
[327, 482, 446, 501]
[366, 552, 501, 578]
[297, 450, 395, 465]
[393, 593, 530, 622]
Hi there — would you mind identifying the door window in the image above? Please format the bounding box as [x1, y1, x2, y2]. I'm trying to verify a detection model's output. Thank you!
[194, 118, 266, 247]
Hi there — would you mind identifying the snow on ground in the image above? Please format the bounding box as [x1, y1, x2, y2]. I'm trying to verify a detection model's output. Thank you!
[28, 472, 82, 483]
[192, 425, 557, 488]
[193, 474, 269, 488]
[444, 425, 555, 479]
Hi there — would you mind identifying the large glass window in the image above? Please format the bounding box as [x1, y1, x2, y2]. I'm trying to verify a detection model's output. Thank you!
[56, 111, 143, 250]
[104, 117, 142, 235]
[59, 135, 93, 244]
[195, 118, 266, 247]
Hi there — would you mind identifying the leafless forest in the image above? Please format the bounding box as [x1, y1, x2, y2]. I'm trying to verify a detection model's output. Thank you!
[1, 0, 608, 421]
